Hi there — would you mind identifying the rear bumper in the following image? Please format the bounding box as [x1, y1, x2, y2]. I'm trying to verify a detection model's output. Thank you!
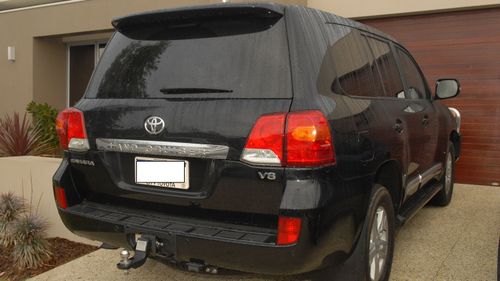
[58, 202, 323, 275]
[53, 159, 357, 275]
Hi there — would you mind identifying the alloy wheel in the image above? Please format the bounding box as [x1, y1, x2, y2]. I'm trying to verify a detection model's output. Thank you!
[445, 152, 452, 194]
[369, 206, 389, 281]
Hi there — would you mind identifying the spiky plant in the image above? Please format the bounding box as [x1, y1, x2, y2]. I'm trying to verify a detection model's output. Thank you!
[0, 193, 25, 247]
[11, 214, 52, 269]
[0, 112, 51, 156]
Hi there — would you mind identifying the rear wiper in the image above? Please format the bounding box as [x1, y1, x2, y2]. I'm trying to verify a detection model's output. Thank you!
[159, 88, 233, 94]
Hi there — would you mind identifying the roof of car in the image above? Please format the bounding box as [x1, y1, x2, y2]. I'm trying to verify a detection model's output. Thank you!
[112, 2, 397, 43]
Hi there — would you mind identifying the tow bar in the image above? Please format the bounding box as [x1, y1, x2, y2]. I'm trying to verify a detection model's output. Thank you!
[117, 236, 151, 270]
[116, 234, 219, 274]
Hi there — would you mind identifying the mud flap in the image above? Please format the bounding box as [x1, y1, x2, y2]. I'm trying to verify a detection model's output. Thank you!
[306, 222, 368, 281]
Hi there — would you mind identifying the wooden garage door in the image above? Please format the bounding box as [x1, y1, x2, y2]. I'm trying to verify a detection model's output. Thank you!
[360, 8, 500, 186]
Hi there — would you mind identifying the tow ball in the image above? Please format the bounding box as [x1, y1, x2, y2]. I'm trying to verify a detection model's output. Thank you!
[117, 236, 151, 270]
[116, 234, 219, 274]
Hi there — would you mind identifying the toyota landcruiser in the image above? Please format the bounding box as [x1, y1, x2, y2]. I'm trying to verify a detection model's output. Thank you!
[53, 3, 461, 281]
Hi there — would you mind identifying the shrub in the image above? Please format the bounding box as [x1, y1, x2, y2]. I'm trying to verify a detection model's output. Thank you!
[11, 214, 52, 269]
[0, 112, 51, 156]
[0, 193, 25, 247]
[26, 102, 59, 151]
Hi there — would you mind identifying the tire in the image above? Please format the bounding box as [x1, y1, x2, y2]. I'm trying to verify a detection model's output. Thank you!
[365, 184, 395, 281]
[432, 141, 455, 206]
[497, 237, 500, 281]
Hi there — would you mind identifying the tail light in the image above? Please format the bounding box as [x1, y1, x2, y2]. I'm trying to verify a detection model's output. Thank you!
[55, 108, 89, 151]
[286, 110, 335, 166]
[241, 110, 335, 167]
[240, 113, 286, 165]
[277, 216, 302, 245]
[54, 186, 68, 209]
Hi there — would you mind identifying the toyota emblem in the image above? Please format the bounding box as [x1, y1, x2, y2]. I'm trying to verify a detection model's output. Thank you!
[144, 116, 165, 135]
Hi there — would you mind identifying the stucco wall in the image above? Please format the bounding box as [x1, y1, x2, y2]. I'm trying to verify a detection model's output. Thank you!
[308, 0, 500, 18]
[0, 0, 306, 116]
[33, 37, 67, 111]
[0, 156, 98, 245]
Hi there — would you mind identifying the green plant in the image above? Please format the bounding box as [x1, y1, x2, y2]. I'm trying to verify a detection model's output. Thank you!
[0, 193, 25, 247]
[26, 101, 59, 151]
[0, 112, 51, 156]
[11, 214, 52, 269]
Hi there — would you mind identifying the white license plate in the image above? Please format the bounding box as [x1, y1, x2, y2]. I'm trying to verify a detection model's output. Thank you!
[135, 157, 189, 189]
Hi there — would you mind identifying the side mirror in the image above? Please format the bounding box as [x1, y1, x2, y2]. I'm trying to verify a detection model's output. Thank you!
[435, 79, 460, 99]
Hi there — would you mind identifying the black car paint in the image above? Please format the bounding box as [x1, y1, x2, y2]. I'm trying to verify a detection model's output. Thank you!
[53, 3, 460, 276]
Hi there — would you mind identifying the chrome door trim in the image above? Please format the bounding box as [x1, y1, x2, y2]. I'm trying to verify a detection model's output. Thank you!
[405, 176, 420, 198]
[96, 138, 229, 159]
[420, 163, 443, 186]
[405, 163, 443, 198]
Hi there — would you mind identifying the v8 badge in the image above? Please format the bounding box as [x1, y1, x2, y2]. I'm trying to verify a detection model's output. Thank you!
[258, 171, 276, 180]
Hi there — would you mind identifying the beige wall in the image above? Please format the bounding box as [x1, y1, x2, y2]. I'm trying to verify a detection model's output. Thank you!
[0, 0, 306, 116]
[33, 37, 67, 111]
[0, 156, 98, 245]
[308, 0, 500, 18]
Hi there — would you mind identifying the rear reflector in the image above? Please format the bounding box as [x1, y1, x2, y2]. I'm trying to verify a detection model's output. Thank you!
[56, 108, 89, 151]
[241, 110, 335, 167]
[277, 216, 302, 245]
[54, 186, 68, 209]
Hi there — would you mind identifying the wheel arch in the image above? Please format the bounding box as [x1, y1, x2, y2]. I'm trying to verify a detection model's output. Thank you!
[373, 160, 404, 213]
[449, 130, 461, 160]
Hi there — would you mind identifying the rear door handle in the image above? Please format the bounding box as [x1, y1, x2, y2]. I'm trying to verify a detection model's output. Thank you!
[393, 119, 404, 134]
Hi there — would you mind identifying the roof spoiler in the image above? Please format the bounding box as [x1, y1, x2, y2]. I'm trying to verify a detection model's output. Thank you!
[112, 4, 284, 40]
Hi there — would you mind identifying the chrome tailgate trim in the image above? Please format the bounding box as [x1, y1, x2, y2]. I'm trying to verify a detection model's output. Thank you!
[96, 138, 229, 159]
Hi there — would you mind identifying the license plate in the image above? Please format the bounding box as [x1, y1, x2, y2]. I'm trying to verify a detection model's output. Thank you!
[135, 157, 189, 189]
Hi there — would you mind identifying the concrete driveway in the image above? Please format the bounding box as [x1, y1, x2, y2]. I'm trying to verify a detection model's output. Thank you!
[30, 184, 500, 281]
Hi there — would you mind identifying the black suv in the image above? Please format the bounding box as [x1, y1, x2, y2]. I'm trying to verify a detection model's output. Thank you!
[53, 3, 461, 281]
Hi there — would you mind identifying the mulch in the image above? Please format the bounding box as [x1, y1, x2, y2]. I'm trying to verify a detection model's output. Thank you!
[0, 237, 97, 281]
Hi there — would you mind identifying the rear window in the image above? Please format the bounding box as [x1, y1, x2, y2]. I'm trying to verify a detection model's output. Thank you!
[85, 17, 291, 99]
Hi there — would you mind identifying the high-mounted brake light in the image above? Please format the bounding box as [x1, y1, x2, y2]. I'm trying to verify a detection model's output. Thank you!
[241, 110, 335, 167]
[55, 108, 89, 151]
[277, 216, 302, 245]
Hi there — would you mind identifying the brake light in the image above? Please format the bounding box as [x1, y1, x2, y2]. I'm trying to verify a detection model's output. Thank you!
[241, 110, 335, 167]
[286, 110, 335, 166]
[241, 113, 286, 165]
[54, 186, 68, 209]
[56, 108, 89, 151]
[277, 216, 301, 245]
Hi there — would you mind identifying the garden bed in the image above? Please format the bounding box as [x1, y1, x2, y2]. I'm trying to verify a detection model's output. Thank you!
[0, 237, 97, 281]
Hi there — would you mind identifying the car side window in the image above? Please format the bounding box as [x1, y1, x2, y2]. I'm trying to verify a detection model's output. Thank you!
[396, 48, 429, 100]
[320, 26, 384, 98]
[364, 36, 405, 99]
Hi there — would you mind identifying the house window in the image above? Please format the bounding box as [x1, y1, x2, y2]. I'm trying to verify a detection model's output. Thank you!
[67, 41, 107, 106]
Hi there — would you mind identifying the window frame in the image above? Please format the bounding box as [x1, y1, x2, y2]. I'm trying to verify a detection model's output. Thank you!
[321, 23, 389, 100]
[66, 40, 108, 107]
[393, 45, 432, 101]
[362, 33, 407, 100]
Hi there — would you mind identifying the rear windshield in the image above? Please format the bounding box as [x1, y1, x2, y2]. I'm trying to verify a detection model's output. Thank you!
[85, 17, 291, 99]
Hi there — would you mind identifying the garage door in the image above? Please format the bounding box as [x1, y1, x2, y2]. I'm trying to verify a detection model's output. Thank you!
[360, 8, 500, 186]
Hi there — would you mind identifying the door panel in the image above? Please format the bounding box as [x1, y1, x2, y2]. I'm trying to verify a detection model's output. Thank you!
[363, 36, 421, 198]
[360, 8, 500, 186]
[394, 46, 441, 189]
